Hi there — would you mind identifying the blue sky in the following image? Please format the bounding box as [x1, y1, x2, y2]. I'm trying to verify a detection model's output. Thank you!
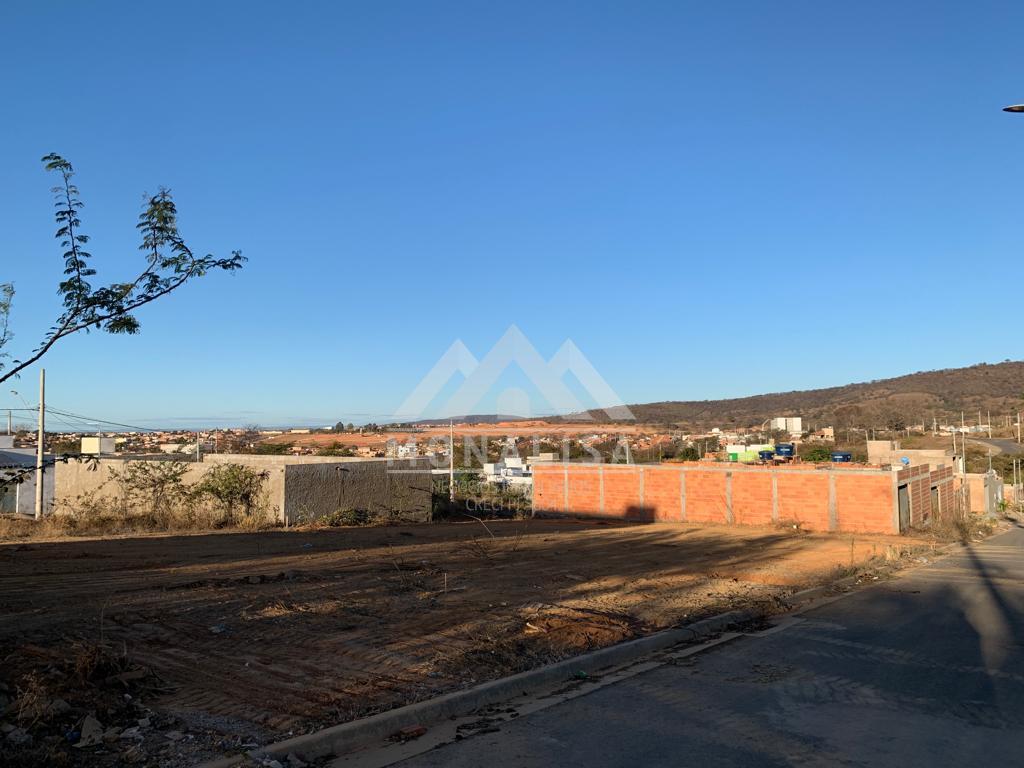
[1, 1, 1022, 428]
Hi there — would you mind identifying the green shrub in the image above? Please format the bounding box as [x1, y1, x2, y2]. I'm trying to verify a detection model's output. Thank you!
[194, 463, 269, 525]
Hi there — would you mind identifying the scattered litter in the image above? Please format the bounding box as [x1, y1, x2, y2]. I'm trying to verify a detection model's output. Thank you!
[209, 624, 227, 634]
[394, 724, 427, 741]
[74, 715, 103, 748]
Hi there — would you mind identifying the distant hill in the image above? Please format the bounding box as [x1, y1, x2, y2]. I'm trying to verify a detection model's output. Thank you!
[579, 361, 1024, 429]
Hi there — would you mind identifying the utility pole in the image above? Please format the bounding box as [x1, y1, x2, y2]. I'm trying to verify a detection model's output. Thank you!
[34, 368, 45, 520]
[196, 431, 201, 462]
[987, 411, 991, 439]
[6, 409, 11, 435]
[448, 420, 455, 504]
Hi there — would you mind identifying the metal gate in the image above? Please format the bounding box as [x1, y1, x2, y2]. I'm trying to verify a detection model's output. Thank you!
[898, 484, 910, 532]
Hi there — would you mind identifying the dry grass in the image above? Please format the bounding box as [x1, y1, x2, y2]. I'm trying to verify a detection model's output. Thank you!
[0, 498, 276, 542]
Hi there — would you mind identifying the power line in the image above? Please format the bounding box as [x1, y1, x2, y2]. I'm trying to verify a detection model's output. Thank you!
[45, 407, 162, 433]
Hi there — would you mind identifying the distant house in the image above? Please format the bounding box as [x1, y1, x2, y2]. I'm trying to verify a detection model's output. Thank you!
[81, 436, 116, 455]
[0, 449, 55, 516]
[159, 442, 198, 454]
[482, 457, 532, 487]
[805, 427, 835, 443]
[866, 440, 959, 471]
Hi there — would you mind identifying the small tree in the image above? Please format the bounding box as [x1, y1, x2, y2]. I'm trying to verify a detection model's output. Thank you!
[0, 154, 243, 386]
[109, 460, 191, 524]
[674, 444, 699, 461]
[195, 463, 268, 524]
[800, 446, 833, 463]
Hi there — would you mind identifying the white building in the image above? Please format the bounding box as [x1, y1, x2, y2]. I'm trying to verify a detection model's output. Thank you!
[385, 440, 419, 459]
[159, 442, 198, 454]
[482, 457, 532, 487]
[81, 436, 116, 455]
[770, 417, 803, 435]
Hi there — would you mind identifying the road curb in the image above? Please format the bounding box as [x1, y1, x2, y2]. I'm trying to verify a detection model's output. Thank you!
[197, 608, 757, 767]
[199, 542, 951, 767]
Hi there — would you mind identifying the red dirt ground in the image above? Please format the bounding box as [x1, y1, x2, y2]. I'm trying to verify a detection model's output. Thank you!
[0, 519, 932, 765]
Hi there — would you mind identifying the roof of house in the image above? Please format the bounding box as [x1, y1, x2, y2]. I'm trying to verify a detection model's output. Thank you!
[0, 449, 37, 468]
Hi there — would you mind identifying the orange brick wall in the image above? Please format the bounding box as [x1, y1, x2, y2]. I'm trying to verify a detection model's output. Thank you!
[775, 472, 831, 531]
[836, 474, 893, 533]
[602, 468, 642, 520]
[731, 471, 773, 526]
[533, 463, 907, 535]
[566, 465, 602, 515]
[928, 465, 956, 518]
[685, 470, 729, 523]
[643, 467, 684, 522]
[533, 467, 565, 513]
[897, 465, 934, 525]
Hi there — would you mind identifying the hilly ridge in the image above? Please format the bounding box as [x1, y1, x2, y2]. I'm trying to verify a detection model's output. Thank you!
[582, 361, 1024, 429]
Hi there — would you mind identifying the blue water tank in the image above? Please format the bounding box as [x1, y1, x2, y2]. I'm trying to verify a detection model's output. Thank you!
[775, 443, 795, 458]
[830, 451, 852, 463]
[758, 450, 775, 462]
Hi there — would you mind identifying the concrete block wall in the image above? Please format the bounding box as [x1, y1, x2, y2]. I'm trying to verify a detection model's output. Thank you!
[281, 458, 432, 524]
[533, 462, 957, 535]
[963, 472, 994, 514]
[54, 457, 287, 521]
[54, 455, 433, 525]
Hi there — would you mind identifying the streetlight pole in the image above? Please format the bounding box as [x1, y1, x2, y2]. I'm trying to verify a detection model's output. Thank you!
[449, 420, 455, 504]
[35, 368, 45, 520]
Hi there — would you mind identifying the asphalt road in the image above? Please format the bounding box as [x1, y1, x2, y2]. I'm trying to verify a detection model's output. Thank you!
[396, 526, 1024, 768]
[971, 437, 1024, 456]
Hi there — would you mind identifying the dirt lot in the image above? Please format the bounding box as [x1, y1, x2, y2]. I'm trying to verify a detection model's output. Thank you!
[0, 519, 933, 765]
